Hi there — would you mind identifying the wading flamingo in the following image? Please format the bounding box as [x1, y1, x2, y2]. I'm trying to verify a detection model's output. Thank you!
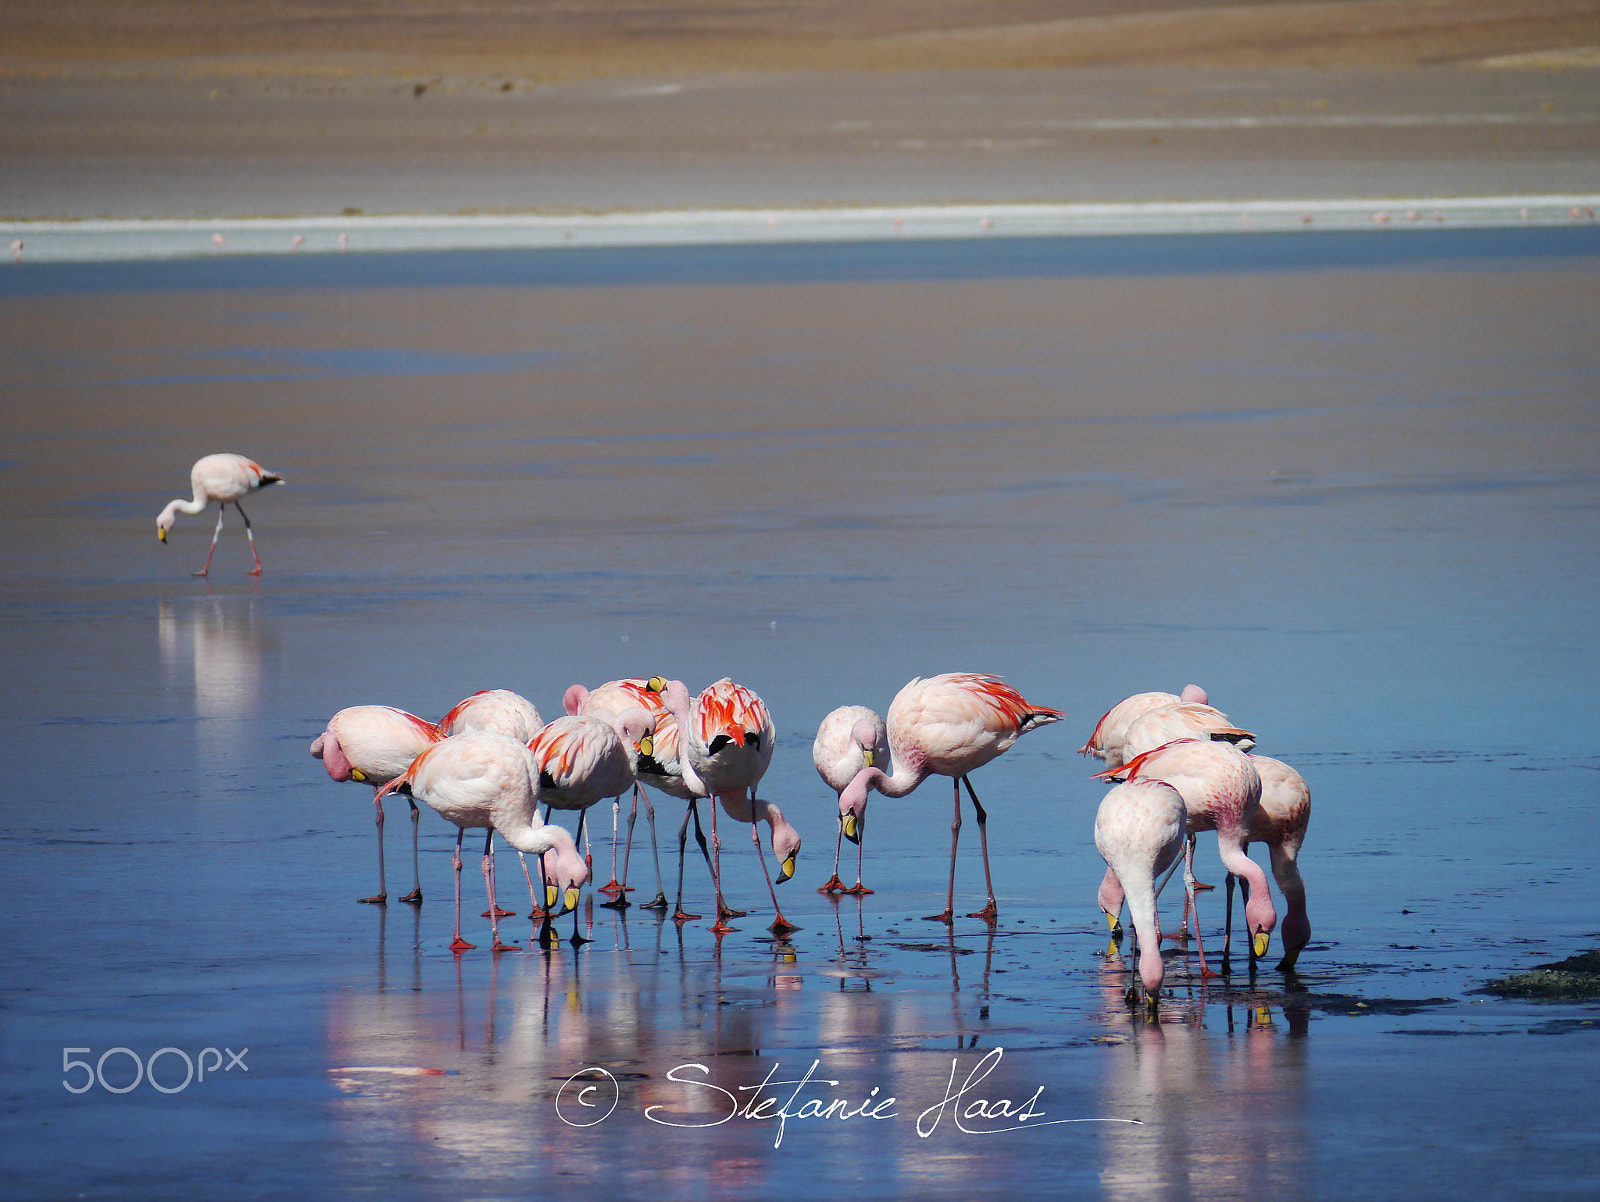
[310, 705, 441, 904]
[1222, 755, 1311, 973]
[156, 454, 284, 576]
[650, 677, 795, 933]
[614, 706, 717, 922]
[813, 705, 889, 895]
[835, 673, 1064, 923]
[1095, 779, 1188, 1013]
[527, 715, 634, 943]
[1095, 739, 1276, 976]
[1121, 701, 1254, 763]
[562, 679, 667, 903]
[377, 731, 587, 952]
[1079, 685, 1209, 768]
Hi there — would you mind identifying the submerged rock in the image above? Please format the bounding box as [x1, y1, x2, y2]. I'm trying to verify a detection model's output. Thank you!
[1477, 949, 1600, 1000]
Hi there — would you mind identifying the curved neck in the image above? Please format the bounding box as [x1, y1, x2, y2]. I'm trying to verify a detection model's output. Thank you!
[864, 753, 925, 798]
[162, 497, 207, 523]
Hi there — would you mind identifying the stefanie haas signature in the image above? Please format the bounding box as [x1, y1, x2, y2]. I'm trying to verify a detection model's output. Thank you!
[556, 1046, 1141, 1147]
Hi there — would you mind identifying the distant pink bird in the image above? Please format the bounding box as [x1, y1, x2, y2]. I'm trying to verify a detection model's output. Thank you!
[813, 705, 889, 895]
[156, 453, 284, 576]
[527, 714, 635, 943]
[1078, 684, 1209, 768]
[1095, 739, 1276, 977]
[310, 705, 442, 904]
[836, 673, 1064, 923]
[1227, 754, 1312, 973]
[1095, 778, 1188, 1013]
[651, 677, 791, 933]
[562, 678, 667, 902]
[377, 731, 587, 952]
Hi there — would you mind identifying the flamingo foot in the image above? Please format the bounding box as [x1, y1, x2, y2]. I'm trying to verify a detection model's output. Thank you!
[966, 901, 998, 922]
[1193, 881, 1216, 893]
[449, 936, 476, 952]
[527, 907, 547, 919]
[247, 567, 262, 577]
[641, 892, 669, 911]
[398, 889, 423, 906]
[718, 905, 748, 919]
[1199, 966, 1222, 980]
[480, 907, 515, 918]
[817, 874, 846, 894]
[192, 570, 209, 578]
[710, 919, 737, 935]
[923, 910, 954, 924]
[673, 908, 701, 923]
[490, 938, 520, 953]
[844, 882, 875, 896]
[599, 894, 631, 910]
[358, 893, 387, 905]
[597, 878, 623, 894]
[769, 916, 800, 935]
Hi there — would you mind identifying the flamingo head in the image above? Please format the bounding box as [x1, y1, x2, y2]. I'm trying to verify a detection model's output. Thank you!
[761, 801, 801, 883]
[838, 768, 874, 844]
[1245, 888, 1278, 961]
[535, 826, 588, 915]
[311, 731, 356, 782]
[1180, 683, 1209, 704]
[850, 717, 882, 769]
[1278, 907, 1311, 971]
[156, 504, 177, 542]
[561, 683, 589, 716]
[648, 676, 690, 720]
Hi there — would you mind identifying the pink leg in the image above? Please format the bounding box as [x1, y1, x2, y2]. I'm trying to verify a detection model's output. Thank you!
[519, 851, 546, 918]
[194, 506, 224, 576]
[752, 819, 798, 934]
[845, 829, 874, 896]
[483, 830, 517, 952]
[450, 832, 474, 952]
[398, 801, 423, 905]
[819, 820, 846, 893]
[359, 792, 387, 904]
[1181, 835, 1217, 978]
[962, 777, 998, 922]
[235, 501, 263, 575]
[924, 778, 962, 923]
[598, 794, 623, 893]
[710, 798, 736, 933]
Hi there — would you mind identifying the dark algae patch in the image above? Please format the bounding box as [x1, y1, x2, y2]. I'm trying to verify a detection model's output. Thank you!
[1477, 949, 1600, 1000]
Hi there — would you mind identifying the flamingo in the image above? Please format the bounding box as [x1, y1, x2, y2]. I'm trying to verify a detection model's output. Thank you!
[835, 673, 1064, 923]
[562, 679, 667, 903]
[1122, 701, 1254, 763]
[613, 706, 717, 923]
[649, 677, 795, 934]
[813, 705, 889, 895]
[156, 454, 284, 576]
[310, 705, 442, 904]
[1094, 739, 1276, 977]
[1223, 755, 1311, 973]
[439, 688, 546, 919]
[1078, 684, 1210, 768]
[376, 731, 587, 952]
[526, 715, 635, 943]
[1094, 779, 1188, 1013]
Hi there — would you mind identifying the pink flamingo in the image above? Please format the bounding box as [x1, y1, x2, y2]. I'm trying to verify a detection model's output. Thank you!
[562, 678, 666, 901]
[377, 731, 587, 952]
[1224, 755, 1312, 973]
[1078, 684, 1210, 768]
[526, 715, 634, 944]
[1122, 701, 1254, 764]
[613, 706, 717, 922]
[1094, 739, 1276, 976]
[835, 673, 1064, 923]
[310, 705, 441, 904]
[650, 677, 795, 933]
[813, 705, 889, 894]
[156, 454, 284, 576]
[1094, 779, 1187, 1014]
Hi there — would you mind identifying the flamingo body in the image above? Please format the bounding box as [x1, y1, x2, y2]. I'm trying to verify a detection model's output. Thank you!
[1122, 702, 1254, 763]
[527, 715, 635, 813]
[439, 689, 544, 742]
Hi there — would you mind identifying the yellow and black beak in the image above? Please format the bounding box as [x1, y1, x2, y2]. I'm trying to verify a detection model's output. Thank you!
[545, 884, 559, 910]
[157, 527, 167, 543]
[639, 734, 654, 758]
[564, 886, 581, 913]
[778, 853, 796, 883]
[842, 812, 860, 845]
[862, 749, 874, 769]
[646, 676, 667, 693]
[351, 769, 367, 782]
[1253, 928, 1272, 959]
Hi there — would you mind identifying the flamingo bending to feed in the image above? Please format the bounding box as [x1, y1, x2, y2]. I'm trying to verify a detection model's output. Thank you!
[813, 705, 889, 894]
[835, 673, 1064, 923]
[1121, 701, 1254, 764]
[1078, 685, 1209, 768]
[1094, 739, 1275, 976]
[562, 679, 668, 904]
[311, 705, 442, 904]
[377, 731, 587, 952]
[650, 677, 797, 934]
[526, 715, 635, 943]
[156, 453, 284, 576]
[614, 706, 717, 923]
[1095, 779, 1187, 1013]
[440, 689, 544, 742]
[1223, 755, 1311, 973]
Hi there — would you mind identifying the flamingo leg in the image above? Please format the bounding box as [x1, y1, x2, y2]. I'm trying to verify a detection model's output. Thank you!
[234, 501, 263, 575]
[752, 820, 798, 934]
[924, 777, 963, 923]
[819, 819, 847, 894]
[483, 830, 518, 952]
[598, 795, 623, 894]
[519, 851, 546, 919]
[709, 798, 737, 934]
[193, 506, 225, 576]
[601, 792, 634, 909]
[845, 815, 874, 894]
[962, 777, 998, 922]
[1221, 872, 1237, 975]
[450, 830, 474, 952]
[398, 799, 423, 905]
[1165, 834, 1198, 941]
[534, 849, 560, 950]
[638, 786, 670, 911]
[673, 802, 701, 922]
[1181, 835, 1217, 979]
[359, 792, 387, 904]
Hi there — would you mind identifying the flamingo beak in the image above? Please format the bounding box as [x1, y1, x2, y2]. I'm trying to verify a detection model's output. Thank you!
[639, 735, 653, 758]
[157, 527, 167, 543]
[351, 769, 367, 782]
[1105, 912, 1119, 932]
[778, 853, 796, 883]
[842, 812, 860, 844]
[546, 884, 559, 910]
[862, 749, 874, 769]
[646, 676, 667, 693]
[1253, 929, 1272, 959]
[564, 886, 581, 913]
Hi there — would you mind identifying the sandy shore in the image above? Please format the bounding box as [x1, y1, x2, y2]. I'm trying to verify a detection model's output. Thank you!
[2, 2, 1597, 221]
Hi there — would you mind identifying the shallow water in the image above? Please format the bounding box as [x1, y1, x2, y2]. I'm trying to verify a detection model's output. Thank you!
[2, 233, 1598, 1198]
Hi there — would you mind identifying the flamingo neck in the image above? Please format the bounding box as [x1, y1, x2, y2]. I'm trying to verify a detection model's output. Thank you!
[162, 497, 207, 523]
[862, 753, 925, 798]
[1219, 836, 1277, 935]
[1122, 878, 1166, 993]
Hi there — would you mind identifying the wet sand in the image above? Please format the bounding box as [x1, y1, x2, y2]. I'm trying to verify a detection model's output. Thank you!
[1, 234, 1598, 1196]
